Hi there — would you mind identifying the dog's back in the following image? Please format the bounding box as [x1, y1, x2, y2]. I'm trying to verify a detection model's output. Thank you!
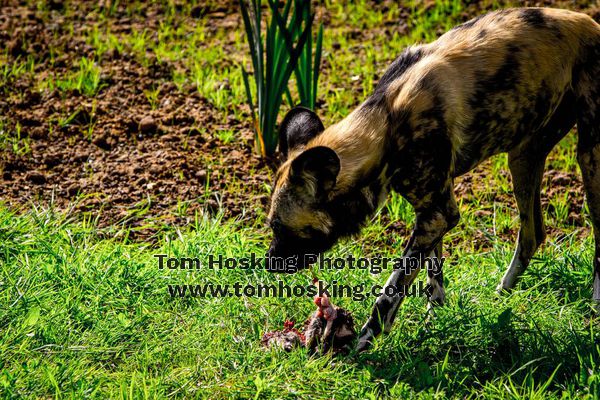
[374, 8, 600, 175]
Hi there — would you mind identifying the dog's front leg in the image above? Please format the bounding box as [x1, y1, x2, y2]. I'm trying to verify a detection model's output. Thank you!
[356, 191, 459, 352]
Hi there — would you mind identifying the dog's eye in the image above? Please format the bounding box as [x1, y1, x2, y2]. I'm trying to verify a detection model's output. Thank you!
[301, 226, 319, 237]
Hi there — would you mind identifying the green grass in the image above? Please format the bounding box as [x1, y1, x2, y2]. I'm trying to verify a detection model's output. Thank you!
[1, 196, 599, 398]
[57, 57, 104, 97]
[0, 121, 32, 156]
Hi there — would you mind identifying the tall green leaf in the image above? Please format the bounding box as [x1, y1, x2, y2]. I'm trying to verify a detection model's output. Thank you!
[239, 0, 324, 156]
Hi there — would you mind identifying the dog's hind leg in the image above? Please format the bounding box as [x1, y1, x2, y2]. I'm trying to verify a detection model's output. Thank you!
[576, 109, 600, 308]
[575, 42, 600, 311]
[578, 142, 600, 311]
[498, 93, 576, 292]
[497, 146, 547, 292]
[578, 124, 600, 311]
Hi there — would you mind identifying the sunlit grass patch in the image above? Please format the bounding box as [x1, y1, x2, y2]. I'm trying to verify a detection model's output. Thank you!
[0, 121, 32, 156]
[1, 202, 599, 398]
[40, 57, 104, 97]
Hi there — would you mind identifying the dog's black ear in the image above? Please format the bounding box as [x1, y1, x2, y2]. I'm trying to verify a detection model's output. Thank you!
[290, 146, 340, 197]
[278, 107, 324, 159]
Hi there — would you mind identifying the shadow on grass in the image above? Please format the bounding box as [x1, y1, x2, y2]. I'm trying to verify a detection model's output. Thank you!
[353, 304, 600, 397]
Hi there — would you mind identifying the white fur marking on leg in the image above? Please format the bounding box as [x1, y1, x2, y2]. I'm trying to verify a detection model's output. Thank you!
[497, 245, 525, 292]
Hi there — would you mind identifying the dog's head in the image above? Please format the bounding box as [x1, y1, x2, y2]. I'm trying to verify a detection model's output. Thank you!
[266, 107, 344, 273]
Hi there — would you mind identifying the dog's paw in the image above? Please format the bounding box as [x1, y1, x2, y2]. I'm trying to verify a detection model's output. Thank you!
[355, 327, 374, 353]
[496, 282, 513, 295]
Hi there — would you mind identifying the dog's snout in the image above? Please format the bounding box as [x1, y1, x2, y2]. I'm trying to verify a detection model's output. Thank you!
[265, 242, 284, 273]
[266, 240, 278, 259]
[265, 241, 305, 274]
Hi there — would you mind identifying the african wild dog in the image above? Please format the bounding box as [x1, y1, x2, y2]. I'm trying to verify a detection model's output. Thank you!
[266, 8, 600, 352]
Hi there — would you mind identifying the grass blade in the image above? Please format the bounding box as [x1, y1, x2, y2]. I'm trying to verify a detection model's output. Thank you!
[312, 23, 323, 108]
[241, 66, 255, 122]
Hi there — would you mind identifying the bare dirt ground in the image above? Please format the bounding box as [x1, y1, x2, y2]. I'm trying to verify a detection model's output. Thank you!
[1, 0, 598, 240]
[1, 1, 272, 238]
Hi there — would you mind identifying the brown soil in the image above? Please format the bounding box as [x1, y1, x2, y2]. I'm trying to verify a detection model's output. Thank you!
[1, 0, 273, 238]
[0, 0, 598, 240]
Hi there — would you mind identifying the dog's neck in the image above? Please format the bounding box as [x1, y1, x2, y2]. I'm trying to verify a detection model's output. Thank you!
[307, 105, 389, 195]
